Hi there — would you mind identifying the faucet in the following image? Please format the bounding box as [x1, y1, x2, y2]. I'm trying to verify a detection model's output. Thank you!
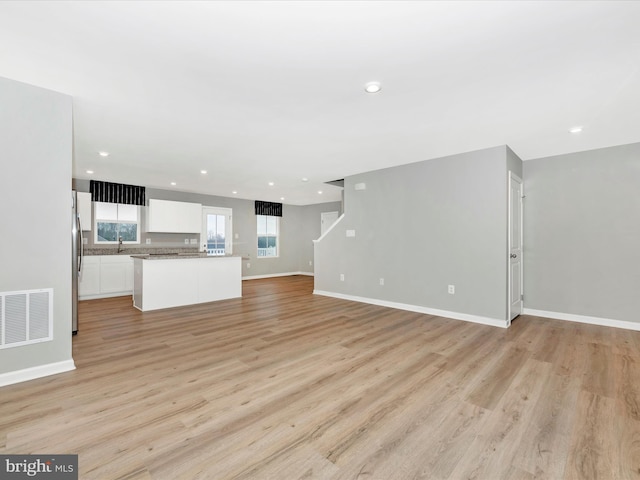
[118, 236, 123, 253]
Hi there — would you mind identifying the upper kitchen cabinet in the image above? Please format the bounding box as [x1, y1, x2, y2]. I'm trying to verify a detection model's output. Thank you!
[77, 191, 92, 231]
[146, 199, 202, 233]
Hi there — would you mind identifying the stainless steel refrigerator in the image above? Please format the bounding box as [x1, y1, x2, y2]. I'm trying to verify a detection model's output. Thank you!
[71, 191, 84, 335]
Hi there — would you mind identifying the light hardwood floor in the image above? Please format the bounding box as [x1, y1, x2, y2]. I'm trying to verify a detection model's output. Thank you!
[2, 276, 640, 479]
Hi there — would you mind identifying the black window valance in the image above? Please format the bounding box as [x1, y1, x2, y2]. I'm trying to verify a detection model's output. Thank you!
[255, 200, 282, 217]
[90, 180, 146, 206]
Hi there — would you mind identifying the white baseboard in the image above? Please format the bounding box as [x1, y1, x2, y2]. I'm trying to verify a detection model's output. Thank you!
[80, 292, 132, 301]
[243, 271, 313, 280]
[313, 290, 508, 328]
[0, 359, 76, 388]
[522, 308, 640, 332]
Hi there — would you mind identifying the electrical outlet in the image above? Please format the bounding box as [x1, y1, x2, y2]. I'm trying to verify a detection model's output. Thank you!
[146, 238, 151, 244]
[190, 238, 197, 244]
[379, 278, 384, 286]
[448, 285, 455, 294]
[235, 233, 239, 239]
[184, 238, 189, 244]
[247, 262, 250, 269]
[340, 273, 345, 281]
[309, 260, 312, 266]
[83, 237, 88, 244]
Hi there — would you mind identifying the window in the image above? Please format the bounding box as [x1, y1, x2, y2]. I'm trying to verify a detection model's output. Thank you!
[202, 207, 232, 256]
[257, 215, 279, 257]
[94, 202, 140, 244]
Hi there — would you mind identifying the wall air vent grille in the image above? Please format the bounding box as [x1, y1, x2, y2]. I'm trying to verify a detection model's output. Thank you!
[0, 288, 53, 349]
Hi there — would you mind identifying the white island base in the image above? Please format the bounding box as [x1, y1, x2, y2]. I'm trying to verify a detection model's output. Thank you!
[132, 255, 242, 311]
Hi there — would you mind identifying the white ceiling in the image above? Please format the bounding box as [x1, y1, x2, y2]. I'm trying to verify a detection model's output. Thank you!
[1, 1, 639, 205]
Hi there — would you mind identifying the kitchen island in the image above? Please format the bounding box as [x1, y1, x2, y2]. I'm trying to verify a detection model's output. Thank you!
[131, 253, 242, 311]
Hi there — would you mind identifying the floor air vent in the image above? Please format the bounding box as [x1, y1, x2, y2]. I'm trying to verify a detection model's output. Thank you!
[0, 288, 53, 349]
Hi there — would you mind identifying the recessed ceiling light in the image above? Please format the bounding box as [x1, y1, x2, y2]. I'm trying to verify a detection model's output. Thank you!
[268, 182, 274, 186]
[170, 182, 176, 186]
[364, 82, 381, 94]
[200, 170, 207, 174]
[232, 190, 238, 194]
[98, 151, 109, 157]
[569, 126, 583, 134]
[318, 190, 323, 195]
[280, 197, 285, 201]
[301, 177, 309, 182]
[86, 170, 94, 174]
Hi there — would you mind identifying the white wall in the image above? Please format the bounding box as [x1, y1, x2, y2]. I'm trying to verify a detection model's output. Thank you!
[297, 201, 342, 274]
[0, 77, 74, 380]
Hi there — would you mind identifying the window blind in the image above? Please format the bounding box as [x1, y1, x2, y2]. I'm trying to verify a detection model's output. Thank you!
[90, 180, 146, 206]
[254, 200, 282, 217]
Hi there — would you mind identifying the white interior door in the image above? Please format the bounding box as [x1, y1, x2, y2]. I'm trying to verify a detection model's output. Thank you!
[508, 172, 523, 321]
[321, 211, 339, 236]
[202, 207, 232, 256]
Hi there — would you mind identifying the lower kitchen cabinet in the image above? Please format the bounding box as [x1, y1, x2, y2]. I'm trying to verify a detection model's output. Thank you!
[79, 255, 133, 300]
[78, 256, 100, 297]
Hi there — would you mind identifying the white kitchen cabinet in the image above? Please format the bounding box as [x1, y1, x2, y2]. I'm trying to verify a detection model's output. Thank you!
[146, 199, 202, 233]
[124, 260, 134, 291]
[100, 255, 133, 294]
[77, 191, 92, 231]
[78, 256, 100, 297]
[79, 255, 133, 300]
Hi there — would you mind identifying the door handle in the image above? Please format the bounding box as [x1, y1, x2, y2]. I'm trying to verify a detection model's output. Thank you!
[78, 216, 84, 274]
[510, 253, 517, 259]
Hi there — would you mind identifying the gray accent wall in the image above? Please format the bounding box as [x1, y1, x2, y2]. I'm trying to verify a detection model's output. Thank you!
[0, 77, 73, 375]
[315, 146, 519, 322]
[73, 179, 341, 278]
[523, 142, 640, 323]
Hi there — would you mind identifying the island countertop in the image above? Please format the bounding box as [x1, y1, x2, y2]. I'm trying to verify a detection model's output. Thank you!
[131, 253, 229, 260]
[130, 253, 248, 261]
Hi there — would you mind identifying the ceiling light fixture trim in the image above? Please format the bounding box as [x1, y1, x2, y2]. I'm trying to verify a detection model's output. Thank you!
[364, 82, 381, 93]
